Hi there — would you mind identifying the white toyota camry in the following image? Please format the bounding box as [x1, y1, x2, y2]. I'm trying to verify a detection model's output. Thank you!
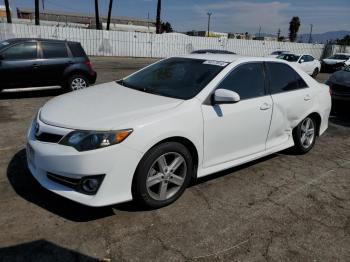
[26, 54, 331, 208]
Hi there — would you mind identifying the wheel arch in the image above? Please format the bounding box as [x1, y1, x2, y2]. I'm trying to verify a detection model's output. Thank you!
[134, 136, 199, 182]
[307, 112, 322, 136]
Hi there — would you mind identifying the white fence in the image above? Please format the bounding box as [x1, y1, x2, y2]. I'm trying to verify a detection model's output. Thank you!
[1, 22, 349, 59]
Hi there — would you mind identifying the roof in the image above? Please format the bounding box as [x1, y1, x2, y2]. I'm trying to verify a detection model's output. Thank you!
[1, 38, 79, 44]
[17, 8, 155, 24]
[178, 53, 288, 64]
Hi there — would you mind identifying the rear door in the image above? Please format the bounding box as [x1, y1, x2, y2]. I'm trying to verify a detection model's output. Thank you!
[265, 62, 315, 149]
[38, 41, 71, 86]
[0, 41, 40, 88]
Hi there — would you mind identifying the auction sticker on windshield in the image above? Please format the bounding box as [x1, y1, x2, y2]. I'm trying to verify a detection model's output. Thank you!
[203, 60, 229, 67]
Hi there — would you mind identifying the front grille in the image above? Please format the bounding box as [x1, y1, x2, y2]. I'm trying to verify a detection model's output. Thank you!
[35, 132, 63, 143]
[47, 173, 80, 190]
[332, 84, 350, 95]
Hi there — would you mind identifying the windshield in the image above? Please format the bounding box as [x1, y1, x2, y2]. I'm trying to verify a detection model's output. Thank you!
[277, 54, 300, 62]
[118, 57, 227, 100]
[271, 51, 287, 55]
[329, 54, 350, 60]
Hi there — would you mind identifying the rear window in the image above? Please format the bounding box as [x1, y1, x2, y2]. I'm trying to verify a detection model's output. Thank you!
[41, 42, 68, 58]
[68, 42, 87, 57]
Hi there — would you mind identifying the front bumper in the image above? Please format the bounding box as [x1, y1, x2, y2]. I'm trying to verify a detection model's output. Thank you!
[26, 118, 143, 207]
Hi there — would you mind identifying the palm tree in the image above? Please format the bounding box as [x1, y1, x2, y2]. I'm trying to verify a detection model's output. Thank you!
[4, 0, 12, 23]
[156, 0, 161, 34]
[106, 0, 114, 30]
[34, 0, 40, 25]
[289, 16, 301, 42]
[94, 0, 101, 30]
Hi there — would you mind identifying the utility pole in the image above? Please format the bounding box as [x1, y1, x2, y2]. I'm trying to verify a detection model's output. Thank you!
[94, 0, 101, 30]
[156, 0, 161, 34]
[308, 24, 313, 43]
[258, 25, 261, 38]
[277, 28, 281, 41]
[4, 0, 12, 23]
[35, 0, 40, 25]
[207, 12, 212, 37]
[106, 0, 114, 30]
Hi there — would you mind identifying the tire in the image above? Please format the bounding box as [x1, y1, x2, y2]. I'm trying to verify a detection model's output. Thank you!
[66, 74, 89, 91]
[292, 116, 317, 154]
[312, 68, 319, 78]
[132, 142, 193, 208]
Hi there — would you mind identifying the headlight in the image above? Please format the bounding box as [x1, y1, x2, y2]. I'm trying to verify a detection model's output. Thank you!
[59, 129, 133, 151]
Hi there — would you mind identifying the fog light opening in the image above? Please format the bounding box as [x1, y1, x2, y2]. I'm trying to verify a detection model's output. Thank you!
[79, 175, 105, 195]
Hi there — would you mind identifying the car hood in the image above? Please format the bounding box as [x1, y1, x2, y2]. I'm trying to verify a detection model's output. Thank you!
[40, 82, 183, 130]
[329, 70, 350, 87]
[323, 58, 346, 65]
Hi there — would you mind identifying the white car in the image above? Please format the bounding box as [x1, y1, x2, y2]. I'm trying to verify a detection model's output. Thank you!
[277, 53, 321, 77]
[321, 53, 350, 72]
[26, 54, 331, 208]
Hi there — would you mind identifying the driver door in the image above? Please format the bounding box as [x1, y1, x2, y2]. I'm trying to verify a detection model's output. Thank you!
[201, 62, 273, 167]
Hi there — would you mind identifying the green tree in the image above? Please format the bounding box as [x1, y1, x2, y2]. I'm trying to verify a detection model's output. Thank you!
[289, 16, 300, 42]
[161, 22, 173, 33]
[337, 35, 350, 45]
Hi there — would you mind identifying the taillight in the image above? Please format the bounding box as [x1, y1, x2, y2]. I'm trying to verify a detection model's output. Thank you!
[85, 60, 93, 70]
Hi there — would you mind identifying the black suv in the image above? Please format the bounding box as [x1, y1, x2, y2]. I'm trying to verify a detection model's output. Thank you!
[0, 38, 96, 92]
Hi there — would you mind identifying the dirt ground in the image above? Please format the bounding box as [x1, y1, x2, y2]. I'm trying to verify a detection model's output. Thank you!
[0, 57, 349, 262]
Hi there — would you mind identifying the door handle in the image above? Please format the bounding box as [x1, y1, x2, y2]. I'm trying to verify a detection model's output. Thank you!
[304, 95, 311, 101]
[260, 103, 271, 110]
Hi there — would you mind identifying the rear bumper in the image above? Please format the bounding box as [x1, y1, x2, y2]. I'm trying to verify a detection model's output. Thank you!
[88, 71, 97, 84]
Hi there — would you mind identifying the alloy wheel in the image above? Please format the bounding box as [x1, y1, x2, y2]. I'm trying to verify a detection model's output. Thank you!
[146, 152, 187, 201]
[300, 117, 315, 149]
[71, 77, 87, 90]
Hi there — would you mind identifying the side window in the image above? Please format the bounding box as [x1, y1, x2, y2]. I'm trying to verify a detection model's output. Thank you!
[68, 42, 86, 57]
[266, 62, 307, 93]
[1, 42, 37, 60]
[217, 63, 266, 100]
[41, 42, 68, 58]
[300, 55, 307, 62]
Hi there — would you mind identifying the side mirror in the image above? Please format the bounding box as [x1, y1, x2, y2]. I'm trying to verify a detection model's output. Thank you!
[299, 59, 304, 63]
[213, 89, 240, 104]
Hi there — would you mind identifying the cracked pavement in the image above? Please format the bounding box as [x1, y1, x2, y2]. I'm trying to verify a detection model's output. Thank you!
[0, 57, 349, 262]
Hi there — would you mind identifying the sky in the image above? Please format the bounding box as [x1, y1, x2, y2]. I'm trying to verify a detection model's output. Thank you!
[3, 0, 350, 36]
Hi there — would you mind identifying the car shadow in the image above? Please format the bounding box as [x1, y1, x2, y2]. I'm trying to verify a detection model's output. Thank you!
[0, 239, 99, 262]
[0, 88, 63, 100]
[7, 148, 282, 220]
[330, 107, 350, 127]
[7, 149, 115, 222]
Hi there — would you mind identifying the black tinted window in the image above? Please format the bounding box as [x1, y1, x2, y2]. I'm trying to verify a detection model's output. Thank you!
[217, 63, 266, 100]
[42, 42, 68, 58]
[306, 55, 314, 62]
[267, 62, 307, 93]
[68, 42, 86, 57]
[120, 58, 226, 100]
[2, 42, 37, 60]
